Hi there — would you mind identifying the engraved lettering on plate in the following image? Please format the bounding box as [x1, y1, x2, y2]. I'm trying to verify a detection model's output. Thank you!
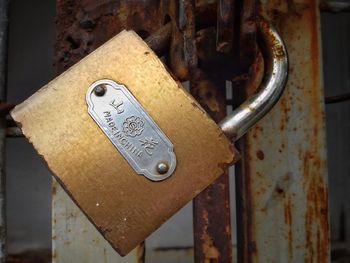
[110, 99, 124, 114]
[86, 79, 176, 181]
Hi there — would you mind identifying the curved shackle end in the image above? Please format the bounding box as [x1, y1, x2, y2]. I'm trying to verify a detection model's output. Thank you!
[219, 17, 289, 141]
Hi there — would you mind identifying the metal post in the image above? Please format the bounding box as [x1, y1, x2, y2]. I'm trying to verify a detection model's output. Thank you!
[0, 0, 9, 262]
[235, 1, 330, 262]
[191, 2, 233, 261]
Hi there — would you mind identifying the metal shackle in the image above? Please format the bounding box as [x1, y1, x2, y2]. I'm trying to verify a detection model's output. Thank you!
[219, 18, 289, 141]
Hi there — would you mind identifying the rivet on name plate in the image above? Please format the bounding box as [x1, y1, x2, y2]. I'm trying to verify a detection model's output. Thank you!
[94, 85, 106, 96]
[156, 162, 169, 175]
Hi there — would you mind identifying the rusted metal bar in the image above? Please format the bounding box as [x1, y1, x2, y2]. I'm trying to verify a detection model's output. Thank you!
[239, 0, 257, 70]
[190, 2, 232, 263]
[216, 0, 235, 53]
[169, 1, 190, 81]
[55, 0, 168, 72]
[229, 2, 259, 261]
[192, 73, 232, 263]
[145, 23, 172, 56]
[181, 0, 198, 73]
[233, 52, 262, 263]
[235, 1, 330, 262]
[0, 0, 9, 261]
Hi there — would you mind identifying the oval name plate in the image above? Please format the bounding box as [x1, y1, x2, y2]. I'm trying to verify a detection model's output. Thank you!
[86, 79, 176, 181]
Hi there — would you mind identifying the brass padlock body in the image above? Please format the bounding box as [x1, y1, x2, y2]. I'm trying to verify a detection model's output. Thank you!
[11, 31, 238, 255]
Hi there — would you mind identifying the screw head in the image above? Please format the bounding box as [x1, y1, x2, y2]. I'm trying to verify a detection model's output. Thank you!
[94, 85, 106, 96]
[156, 162, 169, 175]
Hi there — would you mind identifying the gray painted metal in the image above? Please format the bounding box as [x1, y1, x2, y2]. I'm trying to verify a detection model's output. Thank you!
[52, 179, 143, 263]
[236, 1, 330, 262]
[0, 0, 9, 261]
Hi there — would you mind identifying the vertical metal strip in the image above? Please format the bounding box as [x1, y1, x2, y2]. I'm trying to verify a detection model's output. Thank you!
[192, 76, 232, 263]
[236, 1, 330, 262]
[192, 1, 233, 262]
[0, 0, 9, 262]
[217, 0, 235, 53]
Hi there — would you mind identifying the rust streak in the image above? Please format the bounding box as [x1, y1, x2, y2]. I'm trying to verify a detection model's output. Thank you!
[284, 196, 293, 260]
[237, 1, 329, 263]
[304, 170, 329, 263]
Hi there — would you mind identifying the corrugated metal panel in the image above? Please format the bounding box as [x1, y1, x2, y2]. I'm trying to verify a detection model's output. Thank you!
[52, 180, 143, 263]
[236, 0, 330, 262]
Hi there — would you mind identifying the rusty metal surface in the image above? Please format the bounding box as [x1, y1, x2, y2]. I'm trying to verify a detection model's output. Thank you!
[235, 1, 330, 262]
[191, 1, 258, 262]
[181, 0, 198, 74]
[239, 0, 257, 70]
[55, 0, 170, 72]
[193, 169, 232, 263]
[216, 0, 235, 53]
[192, 75, 232, 263]
[191, 2, 233, 262]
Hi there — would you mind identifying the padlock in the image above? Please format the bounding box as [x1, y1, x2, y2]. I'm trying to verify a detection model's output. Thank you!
[11, 18, 288, 256]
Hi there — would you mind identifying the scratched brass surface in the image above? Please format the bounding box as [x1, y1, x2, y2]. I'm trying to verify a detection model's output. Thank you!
[11, 31, 237, 256]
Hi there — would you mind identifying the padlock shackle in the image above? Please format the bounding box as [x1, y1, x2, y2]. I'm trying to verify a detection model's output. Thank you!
[219, 18, 288, 141]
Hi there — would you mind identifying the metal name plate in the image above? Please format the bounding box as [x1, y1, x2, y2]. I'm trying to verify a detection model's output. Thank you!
[86, 79, 176, 181]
